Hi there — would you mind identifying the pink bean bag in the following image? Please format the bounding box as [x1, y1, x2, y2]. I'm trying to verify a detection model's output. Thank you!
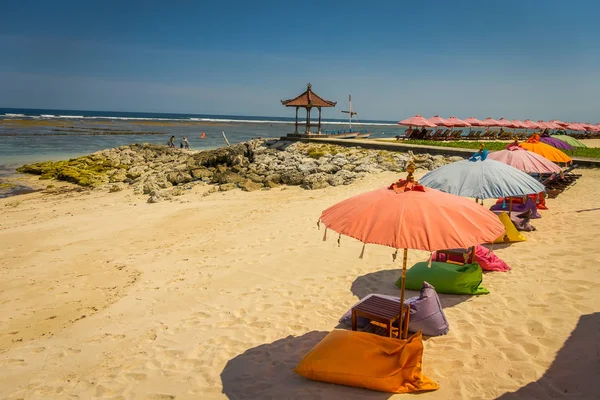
[433, 245, 511, 272]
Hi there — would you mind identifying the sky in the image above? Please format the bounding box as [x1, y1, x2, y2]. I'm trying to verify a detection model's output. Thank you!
[1, 0, 599, 122]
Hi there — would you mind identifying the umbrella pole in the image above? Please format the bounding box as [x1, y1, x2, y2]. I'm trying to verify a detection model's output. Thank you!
[509, 197, 513, 217]
[399, 248, 408, 339]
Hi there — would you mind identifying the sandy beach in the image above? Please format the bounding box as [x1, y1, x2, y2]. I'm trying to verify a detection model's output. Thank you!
[1, 166, 599, 399]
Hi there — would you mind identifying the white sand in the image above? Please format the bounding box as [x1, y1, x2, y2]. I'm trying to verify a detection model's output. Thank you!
[1, 169, 599, 399]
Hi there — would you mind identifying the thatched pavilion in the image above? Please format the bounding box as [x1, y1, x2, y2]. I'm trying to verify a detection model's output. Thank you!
[281, 83, 336, 134]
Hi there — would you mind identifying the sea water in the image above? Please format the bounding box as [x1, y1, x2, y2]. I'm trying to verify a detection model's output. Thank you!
[0, 108, 402, 168]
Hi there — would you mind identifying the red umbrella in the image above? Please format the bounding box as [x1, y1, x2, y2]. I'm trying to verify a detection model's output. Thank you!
[398, 115, 437, 127]
[320, 163, 505, 338]
[463, 117, 486, 126]
[428, 115, 451, 126]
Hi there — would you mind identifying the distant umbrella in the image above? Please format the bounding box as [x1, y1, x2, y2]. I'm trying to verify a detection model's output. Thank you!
[398, 115, 437, 127]
[445, 116, 471, 127]
[419, 147, 546, 200]
[539, 132, 574, 151]
[463, 117, 486, 126]
[550, 135, 587, 148]
[487, 146, 562, 175]
[519, 135, 572, 164]
[428, 115, 450, 126]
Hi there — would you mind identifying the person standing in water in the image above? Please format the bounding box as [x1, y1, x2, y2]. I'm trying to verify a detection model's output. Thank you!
[183, 137, 190, 150]
[168, 136, 175, 148]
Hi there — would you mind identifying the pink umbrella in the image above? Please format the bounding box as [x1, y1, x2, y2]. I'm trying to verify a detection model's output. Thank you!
[482, 117, 502, 127]
[497, 118, 518, 128]
[511, 120, 528, 129]
[564, 123, 586, 131]
[488, 146, 562, 175]
[522, 119, 543, 130]
[550, 120, 569, 127]
[464, 117, 487, 126]
[398, 115, 437, 127]
[428, 115, 451, 126]
[445, 116, 471, 127]
[538, 120, 562, 130]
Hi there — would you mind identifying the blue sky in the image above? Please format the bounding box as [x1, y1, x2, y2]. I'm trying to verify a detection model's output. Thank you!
[1, 0, 599, 122]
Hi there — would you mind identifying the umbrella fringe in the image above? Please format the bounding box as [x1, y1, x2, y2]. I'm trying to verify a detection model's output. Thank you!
[337, 234, 341, 247]
[322, 228, 327, 241]
[392, 249, 398, 262]
[317, 219, 320, 230]
[359, 243, 366, 259]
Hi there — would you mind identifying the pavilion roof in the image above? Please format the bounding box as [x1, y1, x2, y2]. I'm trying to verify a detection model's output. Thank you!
[281, 83, 337, 108]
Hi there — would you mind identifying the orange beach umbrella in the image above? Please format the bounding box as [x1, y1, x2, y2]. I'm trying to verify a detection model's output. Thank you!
[319, 163, 505, 335]
[519, 135, 572, 164]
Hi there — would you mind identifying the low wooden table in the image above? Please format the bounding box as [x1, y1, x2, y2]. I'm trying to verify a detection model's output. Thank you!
[351, 296, 409, 338]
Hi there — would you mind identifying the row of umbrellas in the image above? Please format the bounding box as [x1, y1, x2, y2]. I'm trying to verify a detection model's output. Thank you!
[399, 115, 600, 132]
[319, 138, 570, 339]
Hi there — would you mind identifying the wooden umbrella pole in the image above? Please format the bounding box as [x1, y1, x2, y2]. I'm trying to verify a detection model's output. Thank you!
[509, 197, 513, 217]
[399, 248, 408, 339]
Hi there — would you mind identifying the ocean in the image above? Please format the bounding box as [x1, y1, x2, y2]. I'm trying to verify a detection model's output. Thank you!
[0, 107, 402, 168]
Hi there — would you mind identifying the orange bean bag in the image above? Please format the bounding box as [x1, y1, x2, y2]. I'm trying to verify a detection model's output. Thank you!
[295, 330, 439, 393]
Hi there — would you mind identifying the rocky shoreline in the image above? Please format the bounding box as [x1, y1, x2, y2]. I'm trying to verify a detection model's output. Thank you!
[16, 139, 464, 202]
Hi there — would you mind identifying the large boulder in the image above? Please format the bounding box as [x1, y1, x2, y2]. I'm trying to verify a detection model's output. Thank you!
[191, 168, 213, 180]
[109, 169, 127, 183]
[126, 166, 146, 180]
[219, 183, 237, 191]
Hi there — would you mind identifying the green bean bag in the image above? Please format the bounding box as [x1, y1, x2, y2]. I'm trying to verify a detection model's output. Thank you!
[395, 261, 489, 295]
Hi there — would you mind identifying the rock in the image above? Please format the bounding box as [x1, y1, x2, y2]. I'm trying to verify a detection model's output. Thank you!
[143, 181, 158, 194]
[166, 171, 193, 185]
[219, 183, 237, 191]
[265, 174, 281, 184]
[246, 173, 264, 183]
[191, 168, 213, 180]
[240, 179, 264, 192]
[264, 180, 279, 188]
[109, 169, 127, 183]
[170, 187, 184, 196]
[109, 184, 125, 192]
[208, 186, 218, 193]
[126, 166, 146, 180]
[353, 162, 382, 174]
[280, 171, 304, 185]
[147, 193, 161, 203]
[328, 170, 358, 186]
[303, 173, 331, 190]
[316, 163, 338, 174]
[212, 170, 245, 185]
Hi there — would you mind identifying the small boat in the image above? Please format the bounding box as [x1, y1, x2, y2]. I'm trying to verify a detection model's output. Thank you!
[340, 95, 371, 139]
[319, 95, 372, 139]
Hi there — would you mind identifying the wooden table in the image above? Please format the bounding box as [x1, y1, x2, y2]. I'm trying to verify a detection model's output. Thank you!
[351, 296, 409, 338]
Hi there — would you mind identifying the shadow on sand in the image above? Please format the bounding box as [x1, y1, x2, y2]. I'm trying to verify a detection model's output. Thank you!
[220, 331, 392, 400]
[351, 268, 472, 310]
[496, 312, 600, 399]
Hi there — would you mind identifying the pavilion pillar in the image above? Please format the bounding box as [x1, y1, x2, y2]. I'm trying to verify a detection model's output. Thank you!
[295, 107, 299, 133]
[306, 107, 311, 133]
[318, 107, 322, 133]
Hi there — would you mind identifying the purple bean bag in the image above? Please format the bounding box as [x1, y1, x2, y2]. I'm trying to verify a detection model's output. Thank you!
[433, 245, 511, 272]
[490, 197, 541, 219]
[339, 282, 449, 337]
